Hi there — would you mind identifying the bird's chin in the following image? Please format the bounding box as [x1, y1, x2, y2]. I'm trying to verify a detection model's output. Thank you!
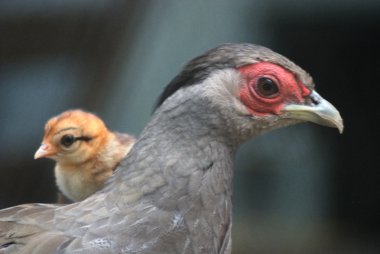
[48, 155, 59, 160]
[246, 116, 302, 137]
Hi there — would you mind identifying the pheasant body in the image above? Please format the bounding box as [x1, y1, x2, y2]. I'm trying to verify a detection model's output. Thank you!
[0, 44, 343, 253]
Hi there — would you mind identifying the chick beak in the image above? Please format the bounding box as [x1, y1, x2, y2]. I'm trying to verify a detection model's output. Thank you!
[34, 143, 56, 159]
[282, 91, 344, 133]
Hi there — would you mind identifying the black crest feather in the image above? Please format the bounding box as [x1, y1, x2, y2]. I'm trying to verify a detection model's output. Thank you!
[154, 43, 313, 111]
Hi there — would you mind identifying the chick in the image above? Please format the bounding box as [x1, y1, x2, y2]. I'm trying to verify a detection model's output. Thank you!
[34, 109, 135, 203]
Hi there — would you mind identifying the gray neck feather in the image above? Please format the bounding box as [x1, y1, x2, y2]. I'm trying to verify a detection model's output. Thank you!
[94, 83, 239, 253]
[110, 83, 238, 200]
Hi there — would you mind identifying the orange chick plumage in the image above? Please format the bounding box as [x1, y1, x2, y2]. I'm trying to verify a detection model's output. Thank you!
[34, 109, 135, 202]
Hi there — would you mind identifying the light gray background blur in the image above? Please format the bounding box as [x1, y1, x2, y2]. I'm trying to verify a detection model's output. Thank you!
[1, 1, 379, 253]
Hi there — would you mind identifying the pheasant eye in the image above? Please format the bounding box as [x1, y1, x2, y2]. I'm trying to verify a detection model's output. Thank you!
[255, 77, 279, 98]
[60, 134, 75, 147]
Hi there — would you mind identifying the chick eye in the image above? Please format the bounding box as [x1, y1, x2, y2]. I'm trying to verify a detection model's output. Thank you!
[255, 77, 279, 98]
[60, 135, 75, 147]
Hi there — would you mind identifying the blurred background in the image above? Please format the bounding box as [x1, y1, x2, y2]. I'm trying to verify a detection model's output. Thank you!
[0, 0, 379, 253]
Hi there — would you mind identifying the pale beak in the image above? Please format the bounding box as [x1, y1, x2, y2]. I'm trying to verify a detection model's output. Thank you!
[283, 91, 344, 133]
[34, 143, 55, 159]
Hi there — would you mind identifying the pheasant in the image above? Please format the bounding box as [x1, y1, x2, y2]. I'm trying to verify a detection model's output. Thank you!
[34, 109, 135, 202]
[0, 43, 343, 253]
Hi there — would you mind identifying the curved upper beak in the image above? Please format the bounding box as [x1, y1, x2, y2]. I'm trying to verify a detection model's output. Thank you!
[34, 143, 56, 159]
[282, 91, 344, 133]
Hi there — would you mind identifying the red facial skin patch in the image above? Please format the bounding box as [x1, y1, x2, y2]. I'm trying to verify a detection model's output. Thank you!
[238, 62, 311, 116]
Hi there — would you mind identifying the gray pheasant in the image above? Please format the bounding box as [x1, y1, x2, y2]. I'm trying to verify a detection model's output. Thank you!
[0, 43, 343, 254]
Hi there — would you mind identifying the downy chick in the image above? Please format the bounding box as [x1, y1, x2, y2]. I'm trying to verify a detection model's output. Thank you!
[34, 109, 135, 202]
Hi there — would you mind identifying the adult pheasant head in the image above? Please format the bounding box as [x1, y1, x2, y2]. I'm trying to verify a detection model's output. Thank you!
[155, 43, 343, 142]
